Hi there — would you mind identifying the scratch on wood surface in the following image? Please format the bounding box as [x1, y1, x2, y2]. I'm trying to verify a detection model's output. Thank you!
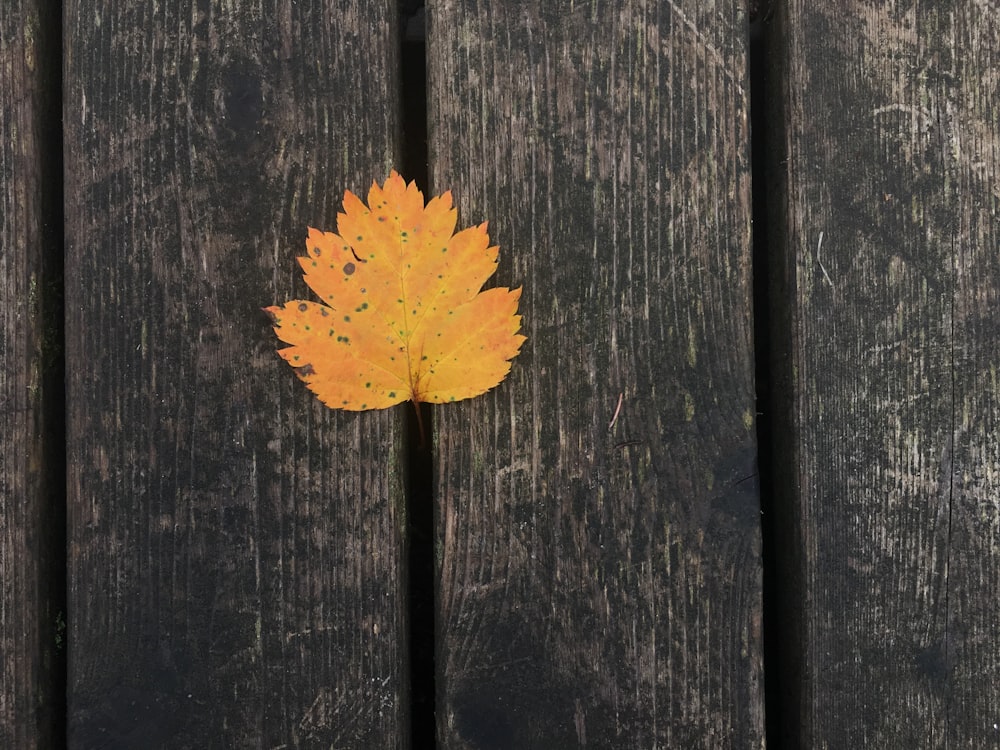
[663, 0, 745, 95]
[608, 392, 624, 430]
[815, 230, 834, 289]
[283, 625, 333, 642]
[574, 697, 587, 744]
[872, 103, 934, 127]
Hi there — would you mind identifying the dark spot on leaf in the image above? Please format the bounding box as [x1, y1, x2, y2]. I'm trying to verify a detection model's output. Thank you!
[344, 262, 356, 275]
[312, 246, 321, 256]
[388, 391, 396, 398]
[344, 315, 351, 322]
[298, 303, 308, 312]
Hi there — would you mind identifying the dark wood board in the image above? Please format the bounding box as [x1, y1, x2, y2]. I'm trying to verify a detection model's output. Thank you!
[761, 1, 1000, 745]
[427, 1, 763, 747]
[0, 1, 64, 747]
[63, 2, 408, 747]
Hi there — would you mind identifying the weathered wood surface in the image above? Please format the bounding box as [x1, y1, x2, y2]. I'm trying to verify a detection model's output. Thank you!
[428, 1, 763, 746]
[63, 3, 408, 747]
[762, 1, 1000, 745]
[0, 1, 64, 747]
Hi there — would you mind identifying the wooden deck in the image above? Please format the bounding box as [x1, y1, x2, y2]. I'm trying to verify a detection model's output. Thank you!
[1, 1, 998, 747]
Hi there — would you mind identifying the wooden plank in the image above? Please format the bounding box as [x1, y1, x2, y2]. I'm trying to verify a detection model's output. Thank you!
[63, 3, 408, 747]
[427, 1, 762, 746]
[762, 1, 1000, 745]
[0, 2, 64, 747]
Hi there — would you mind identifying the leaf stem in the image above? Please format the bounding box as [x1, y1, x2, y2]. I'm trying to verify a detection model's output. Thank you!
[412, 400, 425, 448]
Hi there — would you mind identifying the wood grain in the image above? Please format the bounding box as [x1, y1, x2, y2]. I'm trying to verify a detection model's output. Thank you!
[63, 2, 408, 747]
[427, 1, 763, 746]
[0, 2, 64, 747]
[763, 1, 1000, 745]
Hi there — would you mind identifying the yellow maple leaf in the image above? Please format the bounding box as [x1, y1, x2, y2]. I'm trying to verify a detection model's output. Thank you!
[266, 171, 525, 412]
